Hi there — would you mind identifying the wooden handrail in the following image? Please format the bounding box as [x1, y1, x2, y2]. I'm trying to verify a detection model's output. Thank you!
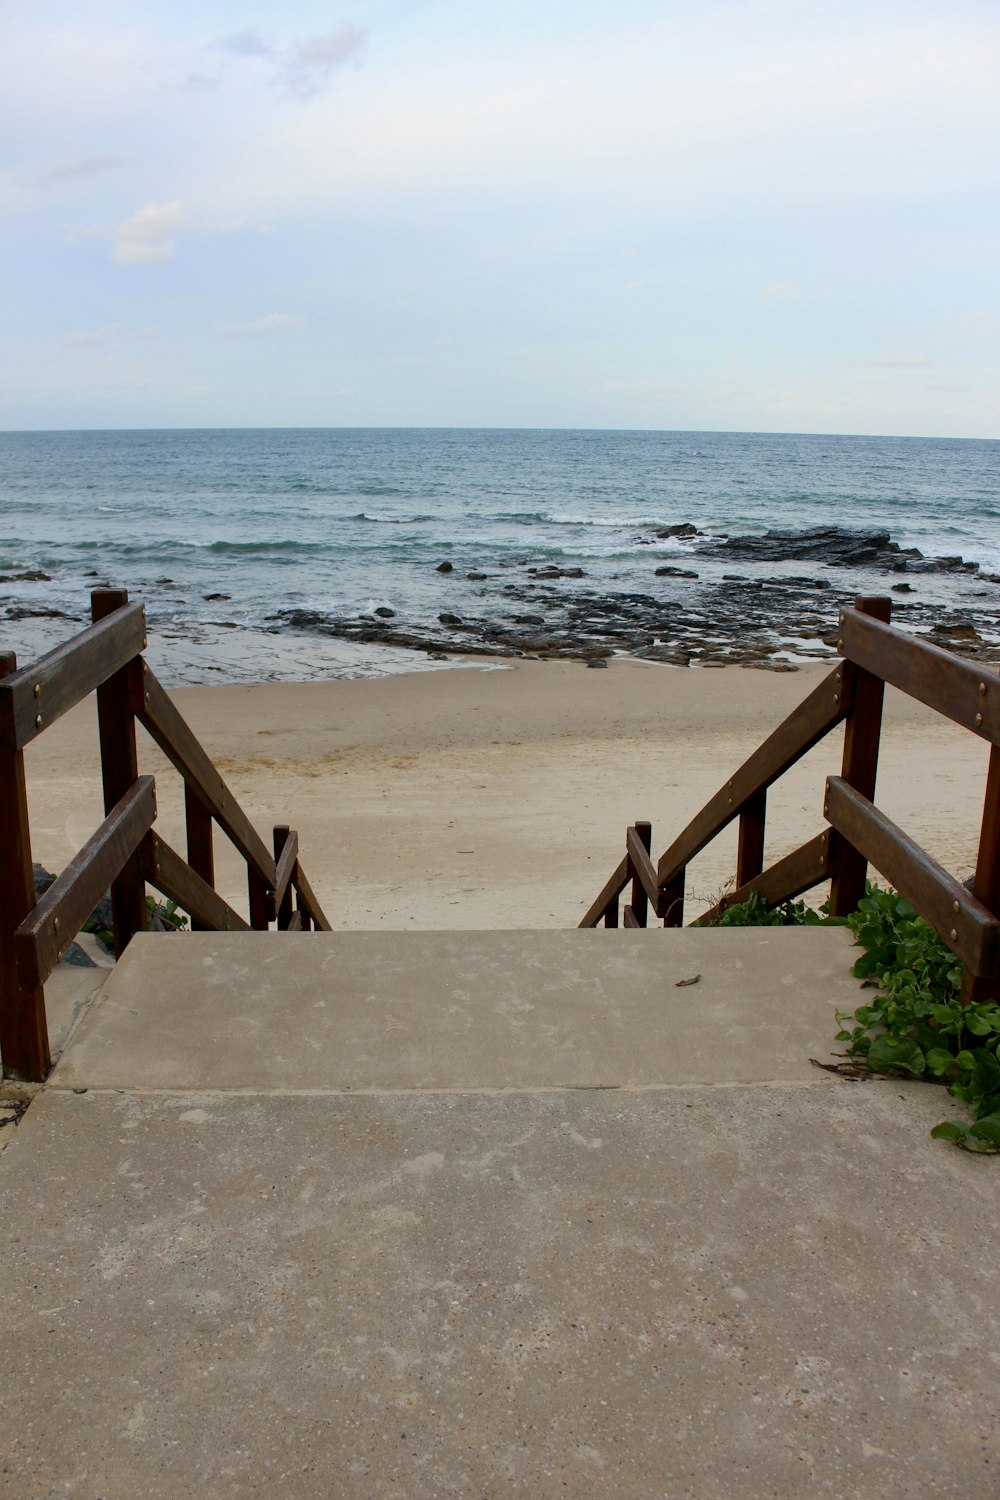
[697, 831, 832, 927]
[1, 587, 333, 1082]
[825, 777, 1000, 979]
[14, 778, 157, 991]
[581, 594, 1000, 995]
[840, 607, 1000, 746]
[135, 666, 277, 889]
[0, 602, 147, 753]
[656, 663, 848, 886]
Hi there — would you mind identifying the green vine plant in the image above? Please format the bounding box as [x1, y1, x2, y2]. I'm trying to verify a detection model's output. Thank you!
[717, 882, 1000, 1153]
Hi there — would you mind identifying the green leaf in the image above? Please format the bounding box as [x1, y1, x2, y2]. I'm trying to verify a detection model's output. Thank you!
[969, 1117, 1000, 1147]
[867, 1035, 925, 1076]
[924, 1048, 954, 1076]
[930, 1121, 969, 1143]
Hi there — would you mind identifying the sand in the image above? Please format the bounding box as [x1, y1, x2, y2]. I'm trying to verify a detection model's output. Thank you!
[19, 656, 991, 933]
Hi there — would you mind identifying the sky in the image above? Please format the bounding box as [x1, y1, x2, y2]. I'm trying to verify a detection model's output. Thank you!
[2, 0, 998, 436]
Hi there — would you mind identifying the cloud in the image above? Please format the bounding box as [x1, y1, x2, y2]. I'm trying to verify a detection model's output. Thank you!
[761, 282, 792, 297]
[65, 328, 107, 348]
[27, 155, 128, 189]
[285, 24, 366, 98]
[219, 30, 273, 59]
[110, 201, 184, 263]
[215, 313, 300, 338]
[862, 352, 933, 368]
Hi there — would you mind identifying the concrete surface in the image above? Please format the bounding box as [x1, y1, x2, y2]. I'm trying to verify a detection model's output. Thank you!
[2, 926, 998, 1498]
[53, 927, 861, 1092]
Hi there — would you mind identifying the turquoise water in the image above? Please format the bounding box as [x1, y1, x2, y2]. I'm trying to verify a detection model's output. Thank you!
[1, 427, 997, 681]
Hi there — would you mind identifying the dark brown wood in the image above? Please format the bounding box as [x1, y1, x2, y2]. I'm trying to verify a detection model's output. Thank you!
[286, 911, 304, 932]
[963, 739, 1000, 1002]
[829, 596, 892, 917]
[136, 666, 276, 889]
[622, 903, 640, 929]
[0, 651, 50, 1081]
[657, 664, 849, 886]
[825, 776, 999, 979]
[627, 822, 653, 928]
[660, 870, 686, 928]
[697, 831, 832, 926]
[840, 605, 1000, 747]
[289, 864, 333, 933]
[184, 784, 215, 933]
[15, 778, 157, 992]
[0, 599, 147, 753]
[579, 855, 630, 929]
[140, 833, 250, 934]
[248, 871, 270, 931]
[272, 825, 297, 929]
[91, 590, 147, 956]
[736, 789, 767, 888]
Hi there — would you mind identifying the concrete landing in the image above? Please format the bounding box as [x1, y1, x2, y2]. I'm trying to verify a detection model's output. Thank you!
[2, 926, 998, 1497]
[53, 926, 861, 1091]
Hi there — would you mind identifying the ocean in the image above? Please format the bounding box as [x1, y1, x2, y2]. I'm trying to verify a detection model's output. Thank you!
[1, 427, 997, 683]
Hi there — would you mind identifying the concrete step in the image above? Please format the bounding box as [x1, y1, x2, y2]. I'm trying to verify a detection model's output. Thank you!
[52, 926, 862, 1093]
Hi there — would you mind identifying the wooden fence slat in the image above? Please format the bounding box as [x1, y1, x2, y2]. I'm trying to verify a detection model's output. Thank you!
[289, 864, 333, 933]
[579, 855, 631, 929]
[286, 911, 304, 932]
[15, 778, 157, 992]
[91, 590, 147, 956]
[660, 870, 686, 928]
[0, 651, 50, 1081]
[963, 741, 1000, 1002]
[622, 904, 640, 928]
[736, 789, 767, 888]
[272, 825, 297, 929]
[829, 596, 891, 916]
[136, 666, 276, 888]
[840, 606, 1000, 747]
[825, 776, 1000, 979]
[626, 824, 660, 919]
[657, 663, 849, 886]
[698, 831, 832, 927]
[184, 784, 215, 932]
[140, 833, 251, 934]
[0, 601, 147, 753]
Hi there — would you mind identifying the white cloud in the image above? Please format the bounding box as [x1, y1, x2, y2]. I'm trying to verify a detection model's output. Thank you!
[214, 313, 300, 338]
[863, 352, 933, 368]
[65, 328, 107, 348]
[110, 201, 184, 264]
[285, 24, 366, 98]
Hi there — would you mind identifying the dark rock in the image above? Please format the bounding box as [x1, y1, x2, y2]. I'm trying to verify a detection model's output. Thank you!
[374, 607, 396, 618]
[655, 524, 701, 539]
[0, 569, 52, 583]
[564, 568, 586, 578]
[514, 614, 545, 625]
[467, 572, 487, 581]
[203, 592, 231, 602]
[892, 582, 914, 593]
[436, 562, 454, 573]
[585, 656, 608, 668]
[438, 613, 462, 625]
[5, 605, 76, 621]
[654, 566, 699, 579]
[62, 942, 97, 969]
[33, 863, 56, 896]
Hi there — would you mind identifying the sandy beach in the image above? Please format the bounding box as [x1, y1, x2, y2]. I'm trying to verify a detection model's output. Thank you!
[20, 657, 990, 933]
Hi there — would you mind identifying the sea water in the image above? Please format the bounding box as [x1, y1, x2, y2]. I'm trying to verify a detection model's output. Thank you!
[1, 427, 997, 683]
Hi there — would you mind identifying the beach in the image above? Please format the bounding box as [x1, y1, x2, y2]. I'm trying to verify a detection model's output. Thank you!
[23, 657, 990, 932]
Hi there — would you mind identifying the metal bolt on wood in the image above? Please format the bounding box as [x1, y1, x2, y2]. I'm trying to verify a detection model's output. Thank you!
[950, 928, 958, 941]
[35, 714, 42, 729]
[33, 683, 40, 698]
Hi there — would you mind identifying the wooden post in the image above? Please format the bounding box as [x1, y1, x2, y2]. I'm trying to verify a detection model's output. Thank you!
[962, 732, 1000, 1003]
[91, 589, 147, 955]
[661, 870, 685, 928]
[273, 824, 294, 930]
[0, 651, 51, 1081]
[736, 789, 767, 888]
[828, 595, 892, 917]
[248, 871, 270, 930]
[184, 784, 215, 932]
[629, 821, 651, 928]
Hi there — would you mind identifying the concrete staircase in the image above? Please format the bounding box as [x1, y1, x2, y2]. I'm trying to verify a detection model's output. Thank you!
[2, 927, 999, 1497]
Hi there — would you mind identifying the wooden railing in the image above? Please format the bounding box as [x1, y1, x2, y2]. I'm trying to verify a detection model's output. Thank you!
[580, 595, 1000, 1004]
[0, 588, 331, 1082]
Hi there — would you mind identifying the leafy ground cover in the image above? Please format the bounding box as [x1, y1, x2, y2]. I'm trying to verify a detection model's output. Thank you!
[719, 883, 1000, 1152]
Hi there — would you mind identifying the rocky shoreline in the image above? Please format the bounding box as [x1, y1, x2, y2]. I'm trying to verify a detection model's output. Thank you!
[269, 526, 1000, 670]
